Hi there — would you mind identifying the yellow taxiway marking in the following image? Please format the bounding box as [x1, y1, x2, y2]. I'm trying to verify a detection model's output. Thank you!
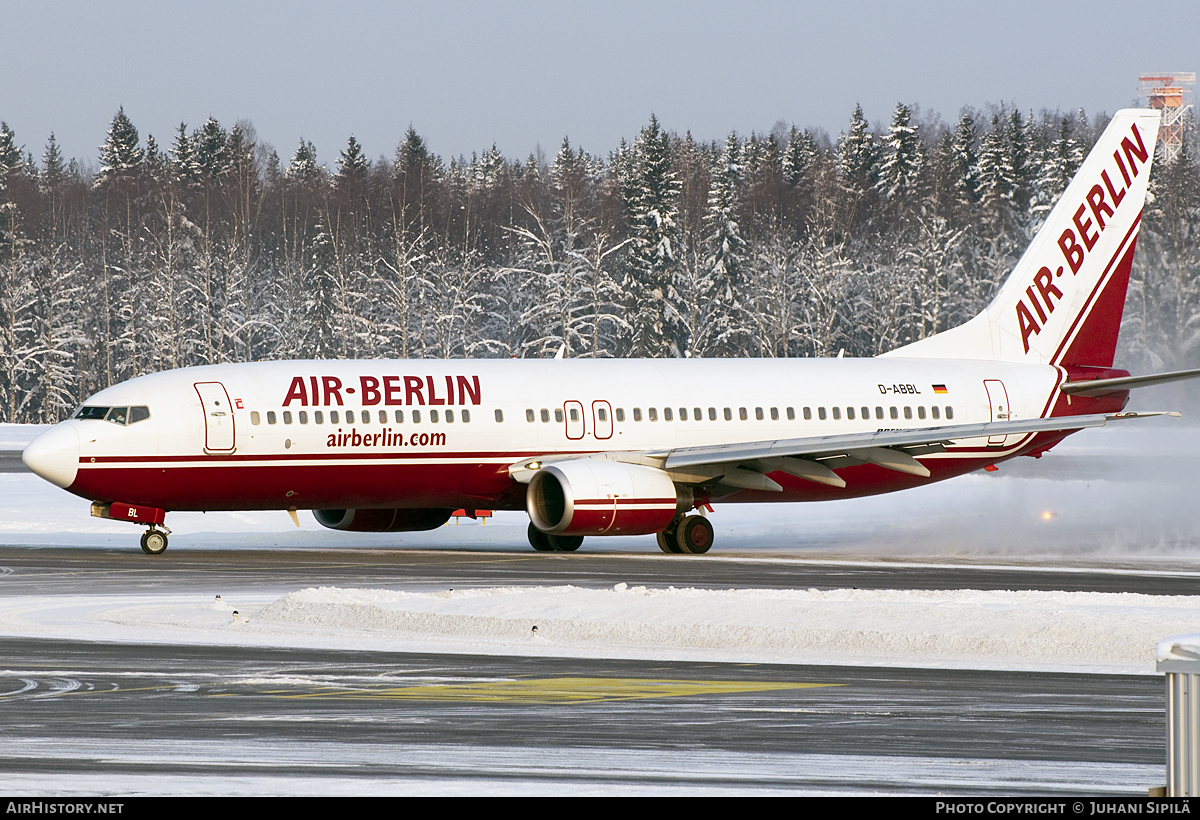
[281, 677, 840, 704]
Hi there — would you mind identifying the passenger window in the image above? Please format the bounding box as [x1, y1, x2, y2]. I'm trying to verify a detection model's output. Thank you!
[361, 410, 369, 424]
[555, 408, 564, 423]
[569, 407, 579, 422]
[903, 406, 913, 420]
[379, 410, 387, 424]
[616, 408, 625, 422]
[737, 407, 747, 421]
[678, 408, 687, 421]
[299, 411, 308, 425]
[723, 408, 732, 421]
[755, 407, 764, 420]
[832, 407, 840, 420]
[917, 406, 926, 420]
[598, 408, 608, 422]
[412, 410, 421, 423]
[787, 407, 795, 421]
[495, 409, 504, 423]
[129, 406, 151, 424]
[770, 407, 779, 421]
[315, 411, 324, 424]
[540, 409, 550, 423]
[446, 409, 454, 422]
[267, 411, 277, 425]
[283, 411, 292, 424]
[847, 407, 855, 420]
[861, 406, 869, 420]
[462, 409, 470, 423]
[663, 408, 672, 421]
[634, 408, 642, 421]
[330, 410, 339, 424]
[251, 411, 261, 425]
[709, 407, 717, 421]
[648, 408, 658, 422]
[876, 407, 884, 420]
[890, 407, 898, 420]
[393, 410, 403, 423]
[818, 407, 826, 420]
[431, 409, 440, 423]
[946, 406, 954, 420]
[693, 407, 702, 420]
[931, 406, 940, 420]
[803, 407, 812, 420]
[526, 409, 535, 423]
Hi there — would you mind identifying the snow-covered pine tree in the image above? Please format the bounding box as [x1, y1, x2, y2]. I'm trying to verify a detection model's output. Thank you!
[976, 114, 1016, 222]
[286, 139, 325, 185]
[96, 107, 144, 188]
[193, 118, 229, 182]
[169, 122, 201, 185]
[40, 134, 65, 190]
[837, 104, 878, 192]
[301, 223, 340, 359]
[877, 103, 924, 201]
[698, 132, 750, 357]
[623, 115, 682, 357]
[949, 113, 978, 206]
[782, 126, 818, 187]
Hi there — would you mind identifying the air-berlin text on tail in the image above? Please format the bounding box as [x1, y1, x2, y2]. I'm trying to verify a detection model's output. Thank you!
[1017, 121, 1150, 353]
[282, 375, 482, 407]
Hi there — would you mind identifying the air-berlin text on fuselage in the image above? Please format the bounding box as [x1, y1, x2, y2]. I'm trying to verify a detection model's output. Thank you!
[282, 375, 482, 407]
[1016, 121, 1149, 353]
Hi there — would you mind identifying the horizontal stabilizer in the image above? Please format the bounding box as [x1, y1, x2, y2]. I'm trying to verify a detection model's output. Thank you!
[1060, 367, 1200, 396]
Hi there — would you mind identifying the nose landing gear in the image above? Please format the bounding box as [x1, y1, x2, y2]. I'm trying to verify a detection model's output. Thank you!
[139, 526, 170, 555]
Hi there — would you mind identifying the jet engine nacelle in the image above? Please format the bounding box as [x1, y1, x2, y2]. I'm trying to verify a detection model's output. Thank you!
[313, 508, 454, 532]
[527, 460, 691, 536]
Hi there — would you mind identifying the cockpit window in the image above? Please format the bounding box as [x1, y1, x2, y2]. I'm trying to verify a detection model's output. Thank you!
[74, 405, 150, 426]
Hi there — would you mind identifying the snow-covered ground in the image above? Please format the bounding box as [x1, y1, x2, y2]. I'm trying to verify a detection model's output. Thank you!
[4, 420, 1200, 675]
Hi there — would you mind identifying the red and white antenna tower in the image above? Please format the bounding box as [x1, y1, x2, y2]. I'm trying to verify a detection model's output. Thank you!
[1139, 72, 1195, 163]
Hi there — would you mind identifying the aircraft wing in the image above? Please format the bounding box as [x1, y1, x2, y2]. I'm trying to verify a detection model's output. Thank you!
[650, 411, 1178, 491]
[509, 411, 1178, 491]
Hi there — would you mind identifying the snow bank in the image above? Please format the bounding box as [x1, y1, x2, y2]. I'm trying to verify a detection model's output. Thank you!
[0, 583, 1176, 674]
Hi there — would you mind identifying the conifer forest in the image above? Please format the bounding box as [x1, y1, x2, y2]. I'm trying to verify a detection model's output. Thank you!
[0, 103, 1197, 423]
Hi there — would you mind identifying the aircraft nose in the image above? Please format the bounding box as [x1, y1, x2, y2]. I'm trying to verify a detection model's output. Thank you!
[22, 424, 80, 488]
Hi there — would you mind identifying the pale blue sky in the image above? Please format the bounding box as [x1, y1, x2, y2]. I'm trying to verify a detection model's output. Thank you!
[4, 0, 1197, 168]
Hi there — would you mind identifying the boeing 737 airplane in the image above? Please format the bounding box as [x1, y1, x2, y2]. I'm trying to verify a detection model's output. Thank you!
[21, 108, 1200, 555]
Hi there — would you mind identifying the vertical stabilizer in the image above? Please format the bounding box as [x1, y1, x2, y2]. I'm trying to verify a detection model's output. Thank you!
[884, 109, 1161, 366]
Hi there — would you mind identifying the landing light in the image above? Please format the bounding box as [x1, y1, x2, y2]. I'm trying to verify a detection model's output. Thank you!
[525, 461, 541, 470]
[1042, 511, 1055, 520]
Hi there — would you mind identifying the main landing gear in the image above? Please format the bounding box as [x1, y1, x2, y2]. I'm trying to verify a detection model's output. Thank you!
[657, 514, 714, 555]
[527, 522, 583, 552]
[139, 525, 170, 555]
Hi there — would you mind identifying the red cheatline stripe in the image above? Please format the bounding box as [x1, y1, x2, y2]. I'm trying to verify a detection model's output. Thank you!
[80, 449, 580, 465]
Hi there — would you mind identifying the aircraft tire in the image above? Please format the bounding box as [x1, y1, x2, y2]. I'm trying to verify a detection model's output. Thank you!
[140, 530, 168, 555]
[528, 522, 555, 552]
[550, 534, 583, 552]
[657, 522, 683, 554]
[676, 516, 714, 555]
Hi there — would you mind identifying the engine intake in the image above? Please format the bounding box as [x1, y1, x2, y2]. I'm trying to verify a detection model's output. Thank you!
[527, 460, 690, 536]
[313, 508, 454, 532]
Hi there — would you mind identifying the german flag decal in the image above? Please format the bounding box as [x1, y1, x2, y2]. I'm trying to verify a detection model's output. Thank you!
[932, 384, 948, 394]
